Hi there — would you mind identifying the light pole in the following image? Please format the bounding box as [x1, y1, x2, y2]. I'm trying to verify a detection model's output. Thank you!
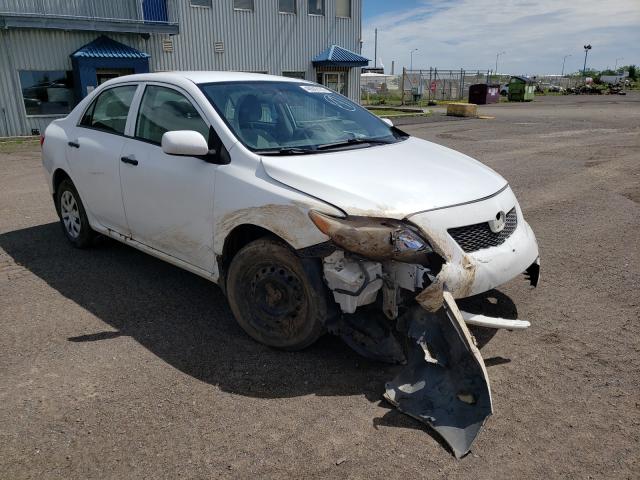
[409, 48, 418, 71]
[495, 51, 506, 76]
[582, 44, 592, 76]
[615, 57, 623, 71]
[561, 54, 571, 76]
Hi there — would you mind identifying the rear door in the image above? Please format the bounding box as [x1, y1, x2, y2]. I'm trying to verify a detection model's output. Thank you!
[119, 83, 217, 272]
[66, 84, 139, 234]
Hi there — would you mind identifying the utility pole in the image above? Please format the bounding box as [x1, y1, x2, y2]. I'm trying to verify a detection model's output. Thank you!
[582, 44, 592, 76]
[561, 54, 571, 76]
[410, 48, 418, 71]
[495, 51, 506, 77]
[615, 57, 623, 71]
[374, 28, 378, 69]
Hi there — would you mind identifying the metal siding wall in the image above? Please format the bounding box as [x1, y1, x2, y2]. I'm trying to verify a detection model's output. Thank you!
[148, 0, 363, 101]
[0, 29, 145, 136]
[0, 1, 140, 20]
[0, 0, 363, 136]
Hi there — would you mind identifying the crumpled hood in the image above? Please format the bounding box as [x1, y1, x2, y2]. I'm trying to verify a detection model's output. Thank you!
[260, 137, 507, 219]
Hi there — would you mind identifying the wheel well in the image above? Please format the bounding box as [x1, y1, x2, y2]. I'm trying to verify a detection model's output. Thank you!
[52, 169, 71, 196]
[52, 169, 71, 215]
[218, 224, 286, 291]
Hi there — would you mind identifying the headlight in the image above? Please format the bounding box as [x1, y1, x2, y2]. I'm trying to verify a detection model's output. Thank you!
[309, 210, 432, 263]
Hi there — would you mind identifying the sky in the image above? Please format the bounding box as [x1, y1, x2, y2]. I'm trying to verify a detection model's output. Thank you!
[361, 0, 640, 75]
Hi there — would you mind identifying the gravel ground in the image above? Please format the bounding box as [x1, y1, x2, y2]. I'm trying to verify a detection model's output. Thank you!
[1, 93, 639, 479]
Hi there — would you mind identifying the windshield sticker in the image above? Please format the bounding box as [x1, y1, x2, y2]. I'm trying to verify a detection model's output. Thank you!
[300, 85, 332, 93]
[324, 94, 357, 111]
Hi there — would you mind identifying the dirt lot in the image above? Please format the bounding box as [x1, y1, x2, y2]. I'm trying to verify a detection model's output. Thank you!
[1, 94, 639, 479]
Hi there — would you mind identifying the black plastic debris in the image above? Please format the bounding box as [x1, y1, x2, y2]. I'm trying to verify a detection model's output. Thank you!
[327, 308, 406, 364]
[384, 294, 493, 458]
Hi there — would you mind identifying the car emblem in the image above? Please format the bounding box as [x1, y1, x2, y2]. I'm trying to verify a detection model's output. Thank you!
[488, 211, 506, 233]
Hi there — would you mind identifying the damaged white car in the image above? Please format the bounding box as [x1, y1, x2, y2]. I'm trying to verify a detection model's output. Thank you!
[41, 72, 540, 457]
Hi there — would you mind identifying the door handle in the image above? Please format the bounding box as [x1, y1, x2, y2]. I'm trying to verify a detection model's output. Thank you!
[68, 141, 80, 148]
[120, 156, 138, 166]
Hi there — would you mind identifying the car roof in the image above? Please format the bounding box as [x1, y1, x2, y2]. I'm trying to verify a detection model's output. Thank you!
[106, 71, 314, 86]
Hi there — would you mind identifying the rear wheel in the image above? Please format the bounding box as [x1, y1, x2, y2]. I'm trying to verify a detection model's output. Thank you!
[56, 179, 95, 248]
[226, 238, 328, 350]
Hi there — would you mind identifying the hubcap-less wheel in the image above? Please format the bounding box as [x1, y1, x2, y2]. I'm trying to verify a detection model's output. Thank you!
[60, 190, 81, 239]
[249, 263, 306, 339]
[226, 238, 328, 350]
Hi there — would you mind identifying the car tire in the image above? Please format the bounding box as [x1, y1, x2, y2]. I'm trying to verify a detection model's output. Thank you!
[226, 238, 328, 350]
[56, 178, 95, 248]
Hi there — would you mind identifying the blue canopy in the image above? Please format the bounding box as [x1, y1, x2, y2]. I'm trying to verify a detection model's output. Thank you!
[70, 36, 150, 99]
[312, 45, 369, 67]
[71, 35, 150, 59]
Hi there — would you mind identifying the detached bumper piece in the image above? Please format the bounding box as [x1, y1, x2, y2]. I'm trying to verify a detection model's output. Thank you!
[384, 293, 493, 458]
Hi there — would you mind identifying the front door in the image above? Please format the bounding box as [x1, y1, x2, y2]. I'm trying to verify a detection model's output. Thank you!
[119, 83, 216, 272]
[96, 69, 134, 85]
[66, 84, 139, 234]
[320, 72, 347, 96]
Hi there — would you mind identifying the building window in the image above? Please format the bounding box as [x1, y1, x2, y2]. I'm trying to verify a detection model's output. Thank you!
[308, 0, 324, 15]
[234, 0, 254, 11]
[190, 0, 211, 6]
[336, 0, 350, 17]
[282, 71, 306, 79]
[19, 70, 75, 116]
[279, 0, 296, 14]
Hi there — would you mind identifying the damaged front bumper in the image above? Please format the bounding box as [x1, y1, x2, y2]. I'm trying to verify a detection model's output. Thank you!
[312, 186, 540, 456]
[385, 293, 493, 458]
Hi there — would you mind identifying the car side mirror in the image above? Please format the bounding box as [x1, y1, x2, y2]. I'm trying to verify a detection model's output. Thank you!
[381, 117, 394, 127]
[161, 130, 209, 156]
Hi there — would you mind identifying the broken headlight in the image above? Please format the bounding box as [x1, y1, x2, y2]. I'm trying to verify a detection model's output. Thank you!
[309, 210, 433, 263]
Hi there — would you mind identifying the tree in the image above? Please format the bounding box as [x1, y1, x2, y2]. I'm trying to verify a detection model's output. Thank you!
[620, 65, 637, 80]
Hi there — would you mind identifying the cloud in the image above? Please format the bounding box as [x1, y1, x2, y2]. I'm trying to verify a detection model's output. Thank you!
[362, 0, 640, 74]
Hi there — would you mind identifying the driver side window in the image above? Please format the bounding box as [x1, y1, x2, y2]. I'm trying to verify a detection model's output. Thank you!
[135, 85, 209, 145]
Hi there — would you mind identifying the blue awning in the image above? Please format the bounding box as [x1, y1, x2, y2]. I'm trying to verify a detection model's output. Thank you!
[71, 35, 150, 59]
[312, 45, 369, 67]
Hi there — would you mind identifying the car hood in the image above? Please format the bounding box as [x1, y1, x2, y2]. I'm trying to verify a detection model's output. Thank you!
[260, 136, 507, 219]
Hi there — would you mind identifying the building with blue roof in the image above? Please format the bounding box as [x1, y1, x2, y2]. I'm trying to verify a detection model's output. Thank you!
[0, 1, 365, 137]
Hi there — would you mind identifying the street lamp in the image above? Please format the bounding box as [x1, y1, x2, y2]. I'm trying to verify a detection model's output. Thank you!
[582, 44, 592, 76]
[495, 51, 506, 75]
[561, 54, 572, 76]
[409, 48, 418, 71]
[615, 57, 624, 71]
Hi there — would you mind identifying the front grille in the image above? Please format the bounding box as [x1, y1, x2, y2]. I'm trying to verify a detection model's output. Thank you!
[448, 208, 517, 253]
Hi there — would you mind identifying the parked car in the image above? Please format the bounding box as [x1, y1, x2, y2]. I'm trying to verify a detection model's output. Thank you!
[500, 83, 509, 96]
[41, 72, 540, 350]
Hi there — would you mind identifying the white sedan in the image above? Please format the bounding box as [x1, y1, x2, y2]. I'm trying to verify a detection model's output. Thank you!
[42, 71, 539, 348]
[42, 71, 540, 456]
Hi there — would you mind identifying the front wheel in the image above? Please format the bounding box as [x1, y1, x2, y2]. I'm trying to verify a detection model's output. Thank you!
[226, 238, 328, 350]
[56, 179, 95, 248]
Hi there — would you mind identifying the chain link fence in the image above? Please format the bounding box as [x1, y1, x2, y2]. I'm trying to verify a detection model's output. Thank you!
[361, 69, 587, 106]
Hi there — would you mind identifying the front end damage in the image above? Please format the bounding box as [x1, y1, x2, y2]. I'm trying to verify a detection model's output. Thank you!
[306, 186, 540, 457]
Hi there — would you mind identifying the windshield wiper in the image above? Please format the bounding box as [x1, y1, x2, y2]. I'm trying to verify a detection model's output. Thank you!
[256, 147, 315, 156]
[315, 137, 394, 151]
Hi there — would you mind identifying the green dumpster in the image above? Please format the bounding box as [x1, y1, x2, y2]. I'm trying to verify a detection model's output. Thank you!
[507, 76, 535, 102]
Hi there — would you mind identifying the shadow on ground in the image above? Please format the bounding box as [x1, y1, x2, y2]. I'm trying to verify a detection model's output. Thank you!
[0, 222, 516, 405]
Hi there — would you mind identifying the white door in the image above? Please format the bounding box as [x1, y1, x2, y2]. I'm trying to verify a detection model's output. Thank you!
[66, 84, 139, 234]
[322, 72, 347, 95]
[119, 84, 217, 272]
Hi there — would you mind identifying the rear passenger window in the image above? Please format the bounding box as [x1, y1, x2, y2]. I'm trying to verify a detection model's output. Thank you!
[79, 85, 137, 135]
[135, 85, 209, 145]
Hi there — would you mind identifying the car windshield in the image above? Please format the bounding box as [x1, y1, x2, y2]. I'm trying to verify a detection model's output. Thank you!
[199, 81, 408, 154]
